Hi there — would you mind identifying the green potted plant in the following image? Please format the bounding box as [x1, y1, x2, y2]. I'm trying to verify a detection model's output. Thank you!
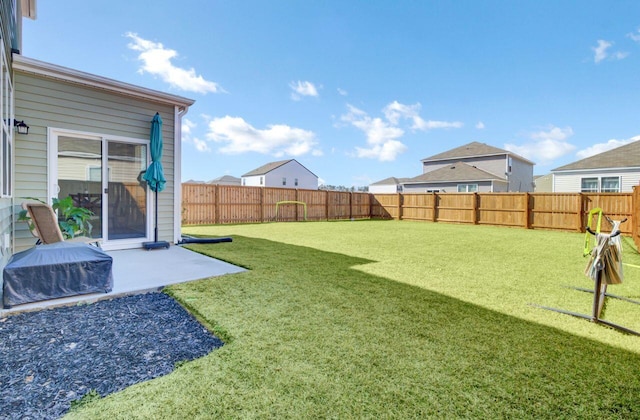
[18, 196, 95, 239]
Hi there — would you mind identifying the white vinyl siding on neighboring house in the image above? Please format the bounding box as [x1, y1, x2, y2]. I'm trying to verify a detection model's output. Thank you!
[555, 170, 639, 193]
[243, 160, 318, 190]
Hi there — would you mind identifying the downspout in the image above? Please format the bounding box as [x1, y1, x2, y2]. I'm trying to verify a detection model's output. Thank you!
[174, 105, 189, 244]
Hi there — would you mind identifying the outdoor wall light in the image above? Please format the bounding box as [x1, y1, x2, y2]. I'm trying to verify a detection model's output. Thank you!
[14, 120, 29, 135]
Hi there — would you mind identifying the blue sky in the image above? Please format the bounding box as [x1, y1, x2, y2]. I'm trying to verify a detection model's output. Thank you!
[21, 1, 640, 186]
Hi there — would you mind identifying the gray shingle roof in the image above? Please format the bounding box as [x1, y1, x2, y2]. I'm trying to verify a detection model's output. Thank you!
[242, 160, 293, 177]
[207, 175, 241, 184]
[404, 162, 506, 183]
[370, 176, 411, 186]
[421, 141, 533, 165]
[552, 140, 640, 171]
[241, 159, 318, 178]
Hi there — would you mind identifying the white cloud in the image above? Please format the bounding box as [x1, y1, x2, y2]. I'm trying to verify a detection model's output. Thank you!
[337, 88, 348, 96]
[355, 141, 407, 161]
[382, 101, 462, 131]
[290, 80, 319, 101]
[181, 118, 211, 152]
[342, 104, 406, 161]
[126, 32, 224, 94]
[593, 40, 612, 63]
[413, 118, 463, 130]
[476, 121, 485, 130]
[341, 101, 461, 161]
[628, 29, 640, 42]
[206, 116, 322, 157]
[576, 136, 640, 159]
[592, 39, 628, 63]
[504, 125, 576, 164]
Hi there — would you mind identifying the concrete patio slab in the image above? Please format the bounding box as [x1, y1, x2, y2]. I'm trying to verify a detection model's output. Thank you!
[1, 245, 245, 316]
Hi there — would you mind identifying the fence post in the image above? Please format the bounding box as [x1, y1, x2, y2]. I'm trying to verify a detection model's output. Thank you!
[523, 193, 531, 229]
[325, 190, 330, 220]
[432, 193, 438, 222]
[260, 187, 264, 222]
[397, 193, 403, 220]
[214, 185, 220, 224]
[576, 193, 583, 232]
[472, 193, 479, 224]
[349, 192, 353, 220]
[631, 186, 640, 249]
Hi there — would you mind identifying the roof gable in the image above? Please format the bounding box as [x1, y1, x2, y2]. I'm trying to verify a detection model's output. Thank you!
[552, 140, 640, 171]
[404, 161, 506, 183]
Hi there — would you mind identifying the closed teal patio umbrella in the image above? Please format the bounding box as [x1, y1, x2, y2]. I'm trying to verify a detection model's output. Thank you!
[142, 113, 169, 250]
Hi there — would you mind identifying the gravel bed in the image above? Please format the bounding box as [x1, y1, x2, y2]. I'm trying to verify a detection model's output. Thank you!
[0, 292, 223, 419]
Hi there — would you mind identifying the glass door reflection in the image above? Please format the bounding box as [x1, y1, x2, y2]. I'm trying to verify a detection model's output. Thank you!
[57, 136, 103, 238]
[107, 141, 148, 240]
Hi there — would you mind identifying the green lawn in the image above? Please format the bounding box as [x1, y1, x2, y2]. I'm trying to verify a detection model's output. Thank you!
[68, 220, 640, 418]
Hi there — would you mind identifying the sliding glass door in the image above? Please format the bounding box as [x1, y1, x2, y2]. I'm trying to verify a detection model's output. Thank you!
[55, 133, 150, 247]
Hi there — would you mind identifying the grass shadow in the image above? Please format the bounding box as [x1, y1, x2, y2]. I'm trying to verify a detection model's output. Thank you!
[71, 235, 640, 419]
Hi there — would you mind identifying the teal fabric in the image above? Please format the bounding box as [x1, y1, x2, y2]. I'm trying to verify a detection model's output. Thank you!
[143, 113, 166, 193]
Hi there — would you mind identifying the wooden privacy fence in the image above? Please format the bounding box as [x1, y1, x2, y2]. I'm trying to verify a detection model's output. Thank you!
[182, 184, 371, 224]
[371, 192, 635, 234]
[182, 184, 640, 249]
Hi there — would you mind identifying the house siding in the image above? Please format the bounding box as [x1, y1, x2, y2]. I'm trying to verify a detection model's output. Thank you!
[422, 154, 533, 193]
[508, 157, 534, 192]
[242, 160, 318, 190]
[14, 71, 177, 251]
[267, 163, 317, 189]
[369, 184, 399, 194]
[403, 180, 497, 193]
[553, 169, 640, 193]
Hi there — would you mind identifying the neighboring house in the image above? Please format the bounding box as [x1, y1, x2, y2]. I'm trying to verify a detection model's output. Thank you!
[410, 142, 534, 193]
[207, 175, 241, 186]
[403, 161, 510, 193]
[371, 142, 535, 193]
[6, 4, 194, 255]
[534, 174, 553, 192]
[551, 140, 640, 193]
[369, 177, 408, 194]
[241, 159, 318, 190]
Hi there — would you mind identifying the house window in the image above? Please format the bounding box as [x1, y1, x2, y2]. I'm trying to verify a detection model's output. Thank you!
[260, 176, 263, 185]
[242, 178, 246, 186]
[580, 178, 599, 193]
[457, 184, 478, 192]
[601, 177, 620, 193]
[294, 178, 298, 186]
[0, 44, 13, 198]
[282, 177, 286, 186]
[88, 166, 111, 182]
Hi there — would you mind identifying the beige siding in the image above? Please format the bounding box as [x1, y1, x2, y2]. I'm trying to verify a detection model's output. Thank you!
[14, 71, 177, 251]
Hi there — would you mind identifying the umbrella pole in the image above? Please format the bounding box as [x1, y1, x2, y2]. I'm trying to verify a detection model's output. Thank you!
[154, 188, 159, 243]
[143, 187, 169, 250]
